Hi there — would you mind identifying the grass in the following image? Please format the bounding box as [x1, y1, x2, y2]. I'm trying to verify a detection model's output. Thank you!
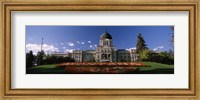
[26, 62, 174, 74]
[134, 62, 174, 74]
[26, 64, 65, 74]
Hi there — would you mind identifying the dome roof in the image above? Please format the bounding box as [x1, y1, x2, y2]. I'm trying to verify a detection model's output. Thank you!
[100, 32, 112, 39]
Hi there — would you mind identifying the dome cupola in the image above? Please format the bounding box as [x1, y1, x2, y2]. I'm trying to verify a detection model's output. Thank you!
[100, 31, 112, 40]
[99, 30, 113, 47]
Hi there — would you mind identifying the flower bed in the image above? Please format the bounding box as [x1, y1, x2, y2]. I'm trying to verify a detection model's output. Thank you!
[56, 62, 149, 74]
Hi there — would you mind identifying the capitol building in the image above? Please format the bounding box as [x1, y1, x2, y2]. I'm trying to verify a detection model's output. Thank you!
[52, 31, 138, 62]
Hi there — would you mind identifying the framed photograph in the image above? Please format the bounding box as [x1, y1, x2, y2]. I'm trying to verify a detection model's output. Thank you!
[26, 25, 174, 74]
[1, 0, 199, 99]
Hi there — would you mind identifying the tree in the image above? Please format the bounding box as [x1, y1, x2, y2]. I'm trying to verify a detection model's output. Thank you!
[139, 49, 155, 61]
[139, 49, 150, 61]
[36, 50, 45, 66]
[45, 55, 57, 64]
[158, 51, 168, 63]
[64, 56, 76, 62]
[136, 33, 148, 53]
[26, 51, 35, 68]
[168, 49, 174, 59]
[86, 55, 95, 62]
[157, 51, 174, 65]
[44, 56, 75, 64]
[139, 50, 174, 65]
[170, 26, 174, 50]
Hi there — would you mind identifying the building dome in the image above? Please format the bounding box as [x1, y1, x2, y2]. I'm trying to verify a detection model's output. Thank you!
[100, 32, 112, 39]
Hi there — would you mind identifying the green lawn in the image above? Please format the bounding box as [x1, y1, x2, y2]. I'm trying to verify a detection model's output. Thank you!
[26, 62, 174, 74]
[26, 64, 65, 74]
[134, 62, 174, 74]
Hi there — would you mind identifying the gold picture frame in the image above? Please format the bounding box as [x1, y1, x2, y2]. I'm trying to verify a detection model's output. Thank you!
[0, 0, 199, 99]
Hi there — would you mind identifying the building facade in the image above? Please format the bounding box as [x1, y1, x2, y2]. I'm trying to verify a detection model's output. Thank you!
[52, 31, 138, 62]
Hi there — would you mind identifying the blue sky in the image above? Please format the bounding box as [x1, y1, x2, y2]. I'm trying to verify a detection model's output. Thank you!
[26, 26, 173, 54]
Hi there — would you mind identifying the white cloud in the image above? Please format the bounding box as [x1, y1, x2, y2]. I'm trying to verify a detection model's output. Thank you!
[126, 47, 136, 51]
[26, 43, 59, 55]
[88, 41, 91, 43]
[89, 45, 93, 48]
[77, 41, 80, 44]
[81, 42, 85, 44]
[153, 46, 164, 51]
[89, 44, 97, 49]
[60, 43, 64, 45]
[64, 49, 74, 53]
[62, 47, 66, 49]
[67, 42, 74, 46]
